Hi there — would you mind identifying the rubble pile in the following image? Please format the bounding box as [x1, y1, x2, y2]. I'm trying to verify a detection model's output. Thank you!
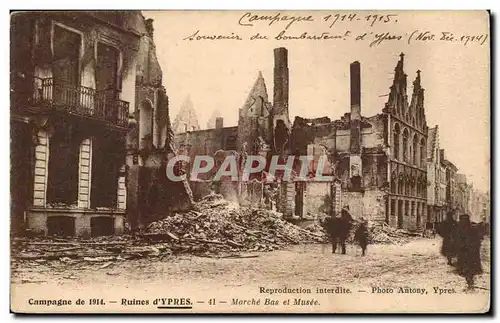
[11, 194, 326, 262]
[347, 221, 413, 245]
[143, 193, 325, 254]
[12, 195, 427, 263]
[303, 222, 329, 243]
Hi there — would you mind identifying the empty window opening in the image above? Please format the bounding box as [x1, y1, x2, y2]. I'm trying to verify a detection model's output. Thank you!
[91, 132, 124, 208]
[139, 100, 153, 149]
[47, 216, 75, 237]
[96, 43, 120, 122]
[53, 25, 81, 106]
[91, 216, 115, 237]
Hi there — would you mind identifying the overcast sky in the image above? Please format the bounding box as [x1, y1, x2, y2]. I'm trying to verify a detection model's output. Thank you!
[144, 11, 490, 192]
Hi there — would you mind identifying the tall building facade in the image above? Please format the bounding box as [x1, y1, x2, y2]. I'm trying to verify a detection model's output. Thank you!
[427, 126, 441, 223]
[11, 12, 139, 236]
[10, 12, 188, 236]
[385, 55, 428, 229]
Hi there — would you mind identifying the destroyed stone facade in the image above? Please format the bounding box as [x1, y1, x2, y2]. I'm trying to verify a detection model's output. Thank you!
[10, 11, 191, 237]
[469, 189, 490, 224]
[170, 47, 487, 231]
[173, 48, 432, 229]
[11, 12, 139, 236]
[288, 55, 427, 229]
[385, 55, 428, 229]
[125, 14, 193, 231]
[441, 150, 458, 220]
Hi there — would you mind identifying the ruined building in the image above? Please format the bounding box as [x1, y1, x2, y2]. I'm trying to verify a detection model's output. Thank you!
[174, 48, 429, 230]
[172, 96, 201, 134]
[455, 173, 472, 215]
[290, 54, 428, 229]
[125, 16, 193, 231]
[10, 12, 190, 236]
[469, 189, 490, 224]
[384, 57, 428, 229]
[441, 150, 458, 220]
[173, 49, 288, 202]
[427, 127, 446, 222]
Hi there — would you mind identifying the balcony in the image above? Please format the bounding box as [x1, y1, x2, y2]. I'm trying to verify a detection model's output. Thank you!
[14, 76, 129, 128]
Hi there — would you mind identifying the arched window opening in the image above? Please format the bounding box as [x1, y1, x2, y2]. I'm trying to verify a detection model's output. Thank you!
[413, 134, 419, 167]
[393, 123, 400, 160]
[402, 128, 409, 163]
[391, 171, 397, 194]
[420, 139, 426, 168]
[139, 100, 153, 150]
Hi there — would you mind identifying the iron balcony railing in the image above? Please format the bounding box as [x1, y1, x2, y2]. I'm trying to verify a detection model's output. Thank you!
[28, 76, 129, 128]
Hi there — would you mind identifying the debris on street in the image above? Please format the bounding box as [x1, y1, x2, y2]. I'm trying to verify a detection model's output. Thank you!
[11, 195, 429, 264]
[144, 193, 325, 254]
[348, 221, 414, 245]
[11, 194, 325, 263]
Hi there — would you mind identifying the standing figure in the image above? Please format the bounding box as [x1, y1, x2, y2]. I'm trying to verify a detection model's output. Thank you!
[354, 218, 369, 256]
[455, 214, 484, 290]
[437, 211, 458, 265]
[328, 206, 353, 255]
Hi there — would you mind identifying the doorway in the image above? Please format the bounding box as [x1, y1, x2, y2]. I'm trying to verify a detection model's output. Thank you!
[397, 200, 403, 229]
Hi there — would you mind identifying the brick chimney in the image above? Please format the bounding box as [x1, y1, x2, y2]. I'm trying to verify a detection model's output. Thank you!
[273, 47, 289, 117]
[350, 61, 361, 120]
[272, 48, 291, 156]
[350, 61, 361, 154]
[215, 117, 224, 129]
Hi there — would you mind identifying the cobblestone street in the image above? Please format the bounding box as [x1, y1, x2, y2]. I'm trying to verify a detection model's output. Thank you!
[11, 237, 490, 313]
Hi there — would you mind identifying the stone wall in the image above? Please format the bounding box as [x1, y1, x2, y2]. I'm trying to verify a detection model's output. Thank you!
[361, 152, 388, 190]
[361, 114, 386, 148]
[362, 190, 387, 223]
[26, 208, 125, 237]
[174, 126, 238, 157]
[427, 163, 436, 205]
[342, 191, 364, 219]
[341, 190, 387, 223]
[336, 129, 350, 152]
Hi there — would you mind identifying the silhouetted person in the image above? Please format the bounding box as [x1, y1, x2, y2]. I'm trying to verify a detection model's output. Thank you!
[329, 206, 353, 254]
[354, 218, 369, 256]
[437, 211, 458, 265]
[455, 214, 484, 290]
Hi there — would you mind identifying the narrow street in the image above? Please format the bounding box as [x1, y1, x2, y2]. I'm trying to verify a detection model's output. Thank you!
[11, 237, 490, 313]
